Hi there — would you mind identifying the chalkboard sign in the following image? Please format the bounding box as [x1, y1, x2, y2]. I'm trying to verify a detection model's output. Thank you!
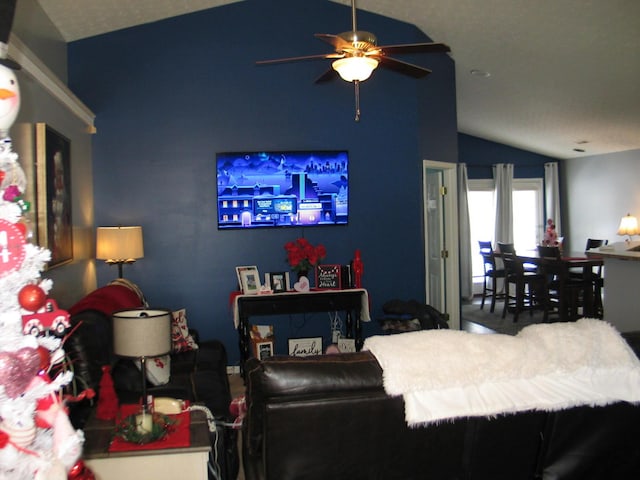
[316, 264, 342, 289]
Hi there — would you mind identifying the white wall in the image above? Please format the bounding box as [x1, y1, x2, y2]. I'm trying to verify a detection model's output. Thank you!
[563, 149, 640, 252]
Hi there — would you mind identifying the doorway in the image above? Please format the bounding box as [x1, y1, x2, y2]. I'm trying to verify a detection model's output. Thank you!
[423, 160, 460, 330]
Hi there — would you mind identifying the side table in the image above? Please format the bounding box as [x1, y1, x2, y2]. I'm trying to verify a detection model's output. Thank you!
[82, 409, 211, 480]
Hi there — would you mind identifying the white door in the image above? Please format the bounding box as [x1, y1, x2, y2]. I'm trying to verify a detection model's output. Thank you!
[423, 160, 460, 330]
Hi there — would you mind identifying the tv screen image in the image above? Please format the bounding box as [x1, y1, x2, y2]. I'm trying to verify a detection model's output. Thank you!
[216, 150, 349, 229]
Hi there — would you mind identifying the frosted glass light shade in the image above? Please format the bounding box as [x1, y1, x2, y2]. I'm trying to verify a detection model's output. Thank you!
[96, 226, 144, 261]
[112, 309, 171, 358]
[332, 57, 379, 82]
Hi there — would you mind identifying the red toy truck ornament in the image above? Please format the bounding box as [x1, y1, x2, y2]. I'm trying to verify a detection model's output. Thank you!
[22, 299, 70, 336]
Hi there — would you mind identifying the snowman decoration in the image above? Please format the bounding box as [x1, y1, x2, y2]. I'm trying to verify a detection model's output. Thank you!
[0, 1, 89, 478]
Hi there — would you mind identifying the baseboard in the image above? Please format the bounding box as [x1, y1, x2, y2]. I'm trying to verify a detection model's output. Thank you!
[227, 365, 241, 375]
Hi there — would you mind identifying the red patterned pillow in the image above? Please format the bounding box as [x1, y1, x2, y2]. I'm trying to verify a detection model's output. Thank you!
[171, 309, 199, 353]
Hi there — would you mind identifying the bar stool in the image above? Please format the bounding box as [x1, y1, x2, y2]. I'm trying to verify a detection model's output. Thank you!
[479, 246, 505, 312]
[502, 253, 549, 322]
[537, 245, 583, 321]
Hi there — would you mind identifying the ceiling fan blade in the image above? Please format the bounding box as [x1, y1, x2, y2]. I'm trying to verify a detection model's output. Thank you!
[378, 42, 451, 55]
[378, 56, 432, 78]
[314, 33, 353, 51]
[256, 53, 342, 65]
[315, 68, 338, 84]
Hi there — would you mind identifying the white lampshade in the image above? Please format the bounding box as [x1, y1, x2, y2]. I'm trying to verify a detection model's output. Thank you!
[332, 56, 379, 82]
[617, 214, 639, 237]
[96, 226, 144, 261]
[112, 309, 172, 358]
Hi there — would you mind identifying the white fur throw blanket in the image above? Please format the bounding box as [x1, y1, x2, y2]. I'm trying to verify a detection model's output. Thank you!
[363, 319, 640, 426]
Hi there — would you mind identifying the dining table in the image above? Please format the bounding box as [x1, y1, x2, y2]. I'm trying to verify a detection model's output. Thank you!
[515, 250, 604, 321]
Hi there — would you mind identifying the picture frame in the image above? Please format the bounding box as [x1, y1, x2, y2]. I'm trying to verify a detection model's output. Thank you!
[254, 341, 274, 360]
[236, 265, 258, 291]
[288, 337, 323, 357]
[36, 123, 73, 269]
[267, 272, 289, 293]
[240, 269, 261, 295]
[316, 264, 342, 289]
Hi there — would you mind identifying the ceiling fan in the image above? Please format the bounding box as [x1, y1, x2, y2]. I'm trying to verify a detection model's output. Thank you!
[256, 0, 450, 121]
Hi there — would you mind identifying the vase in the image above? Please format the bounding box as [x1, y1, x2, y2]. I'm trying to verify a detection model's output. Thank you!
[297, 270, 309, 281]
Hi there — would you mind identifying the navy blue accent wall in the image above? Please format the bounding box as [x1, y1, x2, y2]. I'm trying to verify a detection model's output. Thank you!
[68, 0, 457, 364]
[459, 133, 558, 180]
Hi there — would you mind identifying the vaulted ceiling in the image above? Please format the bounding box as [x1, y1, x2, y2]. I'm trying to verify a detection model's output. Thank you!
[37, 0, 640, 159]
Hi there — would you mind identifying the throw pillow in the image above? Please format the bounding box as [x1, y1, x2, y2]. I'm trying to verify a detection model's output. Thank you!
[135, 355, 171, 386]
[172, 308, 199, 353]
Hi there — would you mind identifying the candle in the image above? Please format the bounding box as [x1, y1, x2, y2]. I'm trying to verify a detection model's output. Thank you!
[136, 412, 153, 434]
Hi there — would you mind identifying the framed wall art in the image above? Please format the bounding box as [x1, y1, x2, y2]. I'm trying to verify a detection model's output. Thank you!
[36, 123, 73, 268]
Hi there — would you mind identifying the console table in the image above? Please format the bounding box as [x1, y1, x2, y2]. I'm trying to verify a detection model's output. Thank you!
[232, 289, 370, 373]
[83, 409, 211, 480]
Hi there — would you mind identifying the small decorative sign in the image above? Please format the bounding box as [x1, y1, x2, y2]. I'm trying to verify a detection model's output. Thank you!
[338, 338, 356, 353]
[288, 337, 322, 357]
[315, 264, 342, 290]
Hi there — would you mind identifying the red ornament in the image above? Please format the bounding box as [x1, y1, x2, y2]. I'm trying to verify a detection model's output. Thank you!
[67, 460, 96, 480]
[36, 346, 50, 371]
[18, 284, 46, 312]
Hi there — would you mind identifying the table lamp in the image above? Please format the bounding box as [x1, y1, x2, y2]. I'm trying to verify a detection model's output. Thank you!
[617, 213, 639, 242]
[112, 308, 171, 431]
[96, 226, 144, 278]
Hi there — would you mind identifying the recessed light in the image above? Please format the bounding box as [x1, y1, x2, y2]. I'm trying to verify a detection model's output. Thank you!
[470, 69, 491, 78]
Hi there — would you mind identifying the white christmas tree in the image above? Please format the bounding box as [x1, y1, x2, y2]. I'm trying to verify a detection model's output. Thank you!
[0, 1, 88, 477]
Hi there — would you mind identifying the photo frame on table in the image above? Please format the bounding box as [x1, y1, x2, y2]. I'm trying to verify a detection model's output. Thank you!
[316, 264, 342, 289]
[36, 123, 73, 269]
[267, 272, 289, 293]
[236, 265, 258, 291]
[240, 269, 261, 295]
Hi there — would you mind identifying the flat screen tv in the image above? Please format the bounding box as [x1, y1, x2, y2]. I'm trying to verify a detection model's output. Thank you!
[216, 150, 349, 229]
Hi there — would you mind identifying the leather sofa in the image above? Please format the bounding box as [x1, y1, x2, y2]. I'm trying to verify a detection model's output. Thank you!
[64, 281, 238, 480]
[242, 332, 640, 480]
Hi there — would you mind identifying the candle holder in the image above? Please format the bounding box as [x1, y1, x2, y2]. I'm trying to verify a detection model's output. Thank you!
[114, 412, 175, 445]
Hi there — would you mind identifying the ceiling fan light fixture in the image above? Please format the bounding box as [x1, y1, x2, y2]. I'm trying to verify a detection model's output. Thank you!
[332, 56, 379, 82]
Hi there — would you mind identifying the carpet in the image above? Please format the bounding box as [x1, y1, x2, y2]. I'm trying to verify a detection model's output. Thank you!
[461, 300, 543, 335]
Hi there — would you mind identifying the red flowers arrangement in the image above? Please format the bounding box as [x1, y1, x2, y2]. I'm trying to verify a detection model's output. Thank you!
[284, 238, 326, 274]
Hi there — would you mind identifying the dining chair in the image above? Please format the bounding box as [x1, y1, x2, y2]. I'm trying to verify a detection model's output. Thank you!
[497, 242, 537, 272]
[536, 245, 583, 321]
[479, 245, 505, 313]
[478, 240, 493, 254]
[573, 238, 607, 318]
[502, 253, 549, 322]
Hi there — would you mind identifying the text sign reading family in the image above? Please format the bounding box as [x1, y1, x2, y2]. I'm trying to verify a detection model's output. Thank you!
[316, 264, 341, 289]
[288, 337, 322, 357]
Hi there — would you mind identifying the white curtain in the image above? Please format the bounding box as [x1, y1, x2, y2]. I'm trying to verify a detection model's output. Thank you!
[493, 163, 514, 244]
[457, 163, 473, 301]
[544, 162, 561, 235]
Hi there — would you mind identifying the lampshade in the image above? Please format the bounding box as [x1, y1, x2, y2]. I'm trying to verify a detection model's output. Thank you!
[96, 226, 144, 261]
[112, 309, 171, 358]
[332, 56, 379, 82]
[617, 214, 639, 237]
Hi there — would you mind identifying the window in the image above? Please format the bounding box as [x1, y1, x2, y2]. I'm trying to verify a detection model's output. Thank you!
[469, 178, 543, 289]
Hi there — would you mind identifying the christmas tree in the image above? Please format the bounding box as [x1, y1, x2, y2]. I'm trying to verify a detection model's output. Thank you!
[0, 1, 89, 477]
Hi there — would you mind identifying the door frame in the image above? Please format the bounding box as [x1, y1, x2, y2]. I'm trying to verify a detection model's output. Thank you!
[422, 160, 460, 330]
